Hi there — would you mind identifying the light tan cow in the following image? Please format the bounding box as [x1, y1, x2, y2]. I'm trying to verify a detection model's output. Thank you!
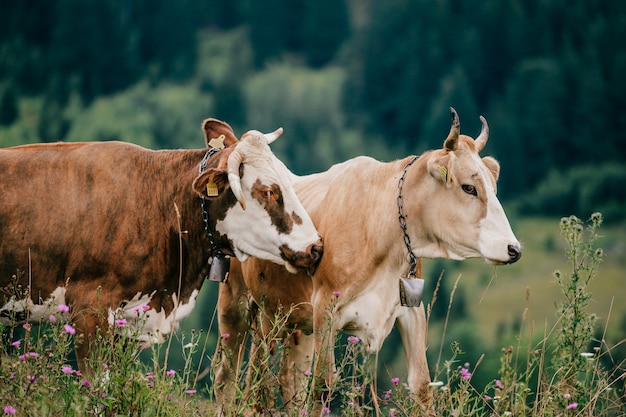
[215, 108, 522, 414]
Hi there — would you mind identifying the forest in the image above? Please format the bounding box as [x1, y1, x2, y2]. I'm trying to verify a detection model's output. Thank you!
[1, 0, 626, 408]
[1, 0, 625, 221]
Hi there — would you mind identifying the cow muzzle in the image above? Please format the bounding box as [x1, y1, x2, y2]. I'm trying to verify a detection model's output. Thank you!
[280, 239, 324, 274]
[507, 244, 522, 263]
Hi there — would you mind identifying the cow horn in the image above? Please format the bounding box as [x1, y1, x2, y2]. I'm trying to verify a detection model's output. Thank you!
[227, 149, 246, 210]
[264, 127, 283, 144]
[474, 115, 489, 152]
[444, 107, 460, 151]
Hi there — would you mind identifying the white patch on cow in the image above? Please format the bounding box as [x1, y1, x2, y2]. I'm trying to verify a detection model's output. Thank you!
[336, 285, 400, 355]
[109, 290, 199, 347]
[0, 286, 67, 324]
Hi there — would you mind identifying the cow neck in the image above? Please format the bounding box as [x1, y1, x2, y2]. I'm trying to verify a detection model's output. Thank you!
[396, 155, 425, 307]
[199, 148, 231, 282]
[397, 155, 421, 277]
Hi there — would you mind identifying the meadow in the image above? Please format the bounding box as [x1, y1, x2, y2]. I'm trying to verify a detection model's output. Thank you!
[1, 214, 624, 416]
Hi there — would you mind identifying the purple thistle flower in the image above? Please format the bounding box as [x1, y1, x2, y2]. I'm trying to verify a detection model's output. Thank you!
[167, 369, 176, 377]
[64, 324, 76, 335]
[384, 389, 392, 399]
[495, 379, 503, 389]
[115, 319, 127, 327]
[3, 405, 17, 414]
[186, 389, 196, 395]
[61, 365, 74, 374]
[58, 304, 70, 313]
[347, 335, 360, 344]
[332, 291, 341, 296]
[323, 407, 330, 414]
[11, 340, 20, 348]
[459, 367, 471, 380]
[391, 377, 400, 386]
[567, 402, 578, 410]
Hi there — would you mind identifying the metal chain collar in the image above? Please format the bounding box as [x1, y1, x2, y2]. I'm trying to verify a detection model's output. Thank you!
[397, 155, 420, 277]
[199, 147, 224, 257]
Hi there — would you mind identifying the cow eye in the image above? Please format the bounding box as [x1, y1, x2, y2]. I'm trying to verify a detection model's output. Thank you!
[262, 189, 275, 200]
[462, 184, 477, 196]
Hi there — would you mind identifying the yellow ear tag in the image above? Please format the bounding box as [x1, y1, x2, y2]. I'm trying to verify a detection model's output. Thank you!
[208, 134, 226, 149]
[438, 165, 448, 182]
[206, 181, 219, 197]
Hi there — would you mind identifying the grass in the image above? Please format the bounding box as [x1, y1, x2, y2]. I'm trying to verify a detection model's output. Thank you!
[1, 214, 625, 415]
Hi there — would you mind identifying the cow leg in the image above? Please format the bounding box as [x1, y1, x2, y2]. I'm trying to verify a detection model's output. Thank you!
[214, 270, 253, 409]
[310, 295, 339, 415]
[279, 330, 315, 411]
[72, 307, 106, 376]
[396, 304, 432, 406]
[244, 312, 278, 413]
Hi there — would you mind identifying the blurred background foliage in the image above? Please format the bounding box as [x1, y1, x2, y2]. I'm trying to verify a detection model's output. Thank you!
[1, 0, 625, 393]
[1, 0, 625, 221]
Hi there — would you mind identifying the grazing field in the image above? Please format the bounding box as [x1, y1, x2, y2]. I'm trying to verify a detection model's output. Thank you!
[1, 214, 625, 415]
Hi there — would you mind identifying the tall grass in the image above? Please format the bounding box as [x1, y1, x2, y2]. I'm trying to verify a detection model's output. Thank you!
[1, 214, 625, 415]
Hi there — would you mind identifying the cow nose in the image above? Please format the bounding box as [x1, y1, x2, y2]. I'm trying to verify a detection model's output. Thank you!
[309, 240, 324, 264]
[507, 244, 522, 263]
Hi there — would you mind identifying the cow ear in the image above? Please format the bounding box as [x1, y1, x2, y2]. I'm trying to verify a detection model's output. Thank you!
[193, 168, 230, 198]
[482, 156, 500, 181]
[202, 118, 239, 149]
[427, 154, 451, 184]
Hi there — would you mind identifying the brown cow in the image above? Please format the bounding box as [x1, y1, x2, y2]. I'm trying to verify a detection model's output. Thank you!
[215, 108, 522, 414]
[0, 118, 323, 372]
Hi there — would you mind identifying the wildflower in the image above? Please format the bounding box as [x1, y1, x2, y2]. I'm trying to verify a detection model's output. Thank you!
[384, 389, 392, 399]
[484, 395, 492, 400]
[115, 319, 127, 327]
[82, 380, 91, 388]
[3, 405, 16, 415]
[58, 304, 70, 313]
[221, 333, 230, 339]
[304, 370, 312, 377]
[567, 403, 578, 410]
[186, 389, 196, 395]
[18, 354, 26, 360]
[49, 314, 56, 323]
[132, 305, 150, 313]
[300, 410, 308, 415]
[11, 340, 20, 348]
[64, 324, 76, 335]
[391, 377, 400, 386]
[390, 409, 396, 417]
[146, 372, 154, 383]
[167, 394, 173, 401]
[347, 401, 354, 407]
[167, 369, 176, 377]
[332, 291, 341, 296]
[347, 336, 359, 344]
[563, 393, 571, 400]
[459, 367, 471, 380]
[323, 407, 330, 414]
[61, 365, 74, 374]
[496, 379, 503, 389]
[27, 375, 36, 383]
[23, 323, 30, 330]
[29, 352, 39, 358]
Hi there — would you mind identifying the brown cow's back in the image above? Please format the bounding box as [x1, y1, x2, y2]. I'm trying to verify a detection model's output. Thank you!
[0, 141, 209, 319]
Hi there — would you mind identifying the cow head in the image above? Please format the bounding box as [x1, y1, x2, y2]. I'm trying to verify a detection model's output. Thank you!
[193, 119, 323, 273]
[422, 108, 521, 265]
